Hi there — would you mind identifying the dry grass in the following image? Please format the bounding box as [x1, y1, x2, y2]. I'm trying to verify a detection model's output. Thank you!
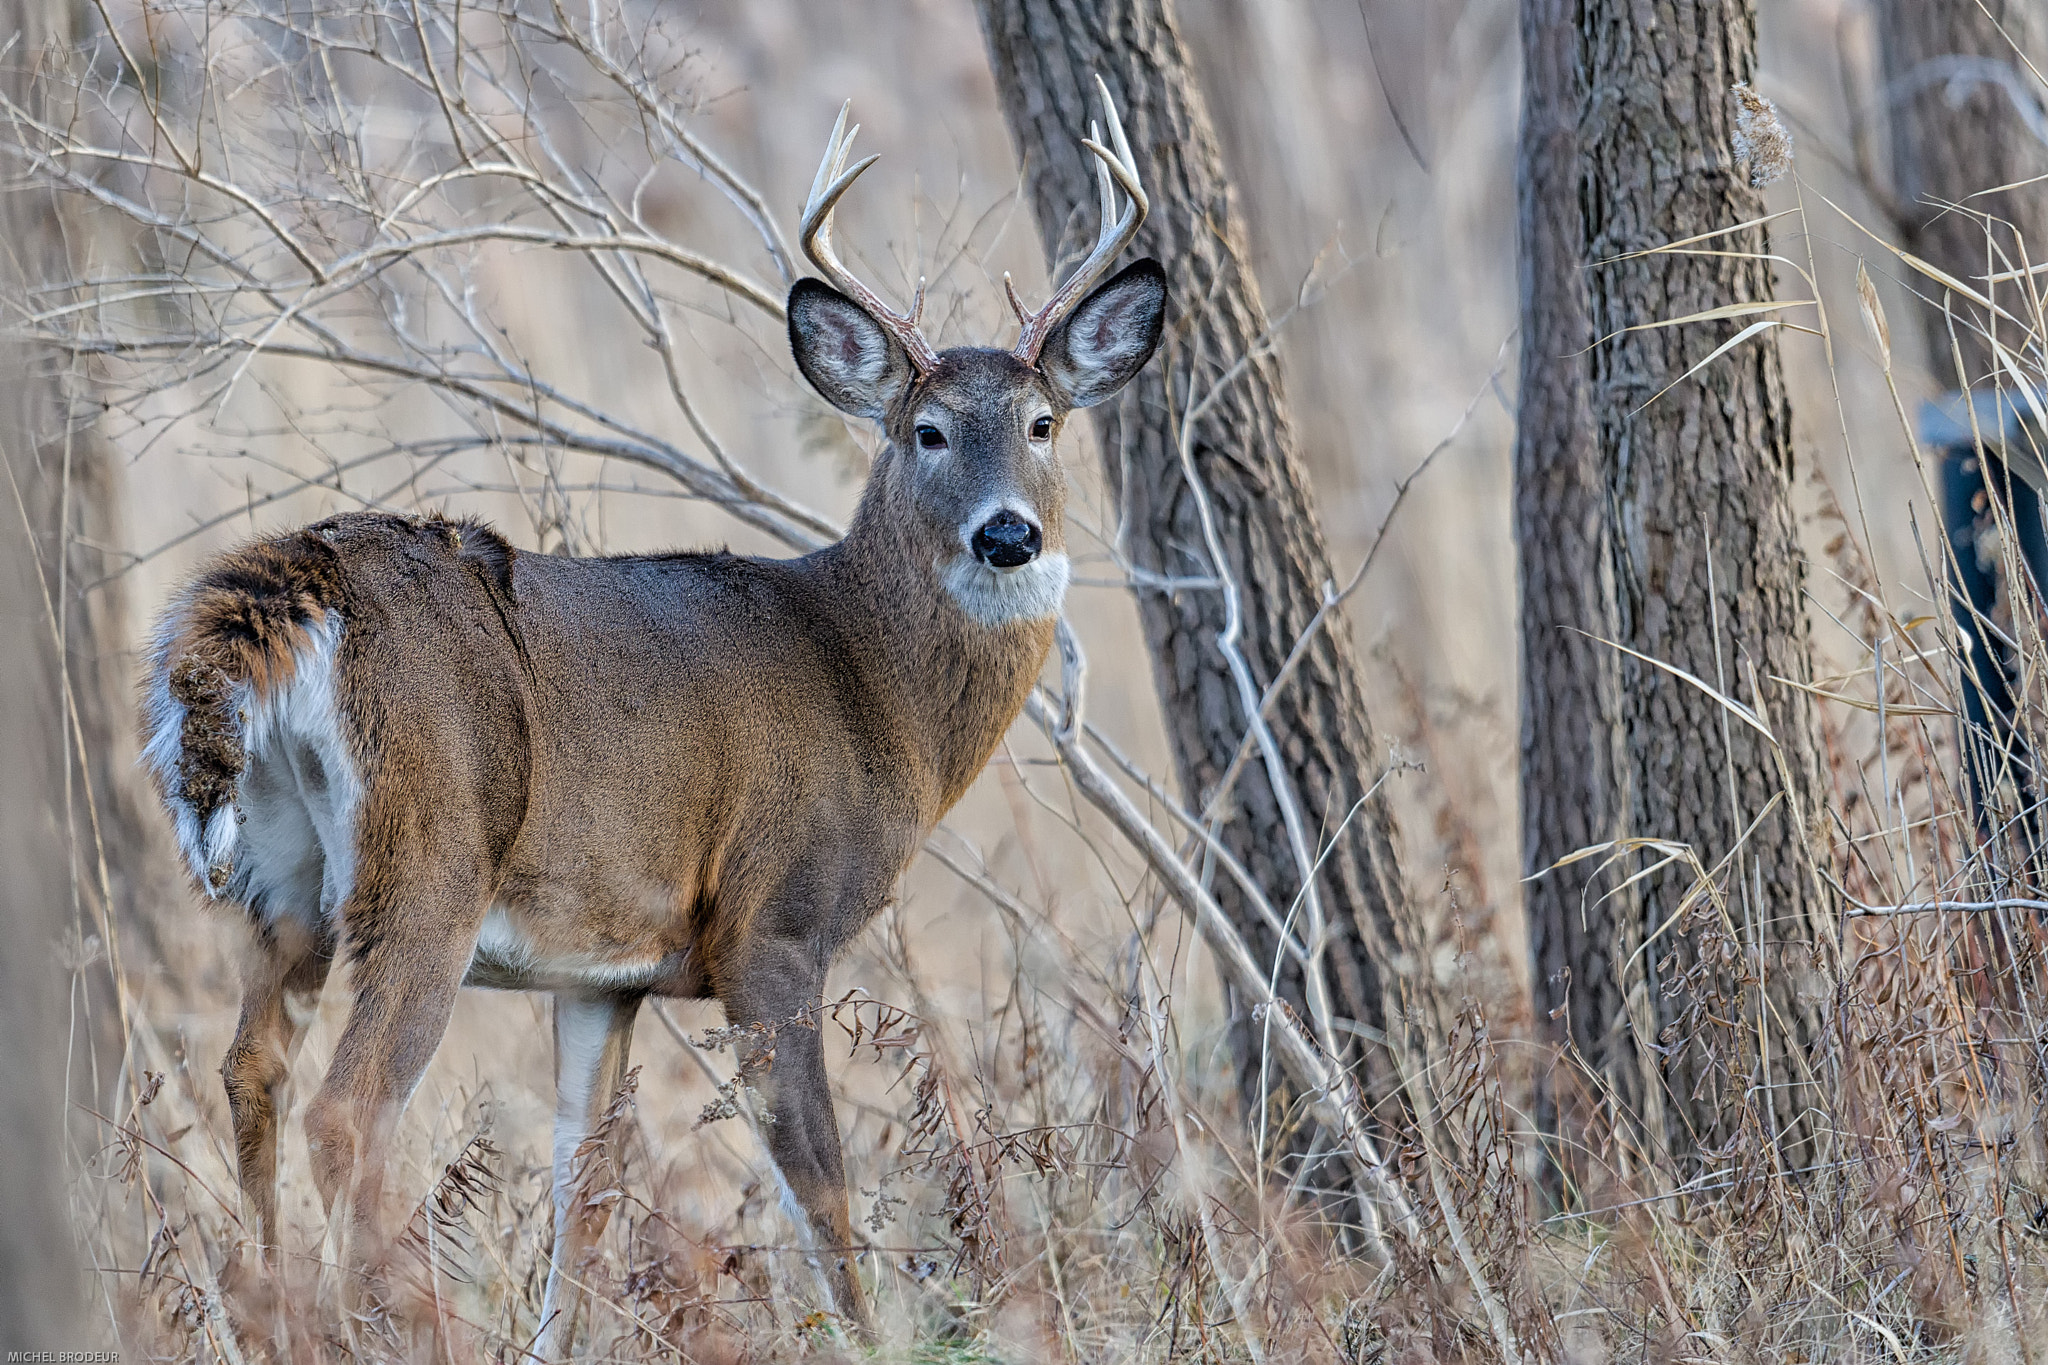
[17, 0, 2048, 1360]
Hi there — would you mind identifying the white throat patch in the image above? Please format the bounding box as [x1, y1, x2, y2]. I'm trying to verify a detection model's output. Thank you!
[940, 551, 1070, 626]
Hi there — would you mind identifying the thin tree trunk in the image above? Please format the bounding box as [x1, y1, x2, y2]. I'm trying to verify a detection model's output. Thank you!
[1515, 0, 1633, 1191]
[0, 0, 97, 1337]
[10, 3, 172, 977]
[1573, 0, 1830, 1175]
[1876, 0, 2048, 385]
[973, 0, 1412, 1176]
[0, 0, 182, 1331]
[0, 249, 90, 1351]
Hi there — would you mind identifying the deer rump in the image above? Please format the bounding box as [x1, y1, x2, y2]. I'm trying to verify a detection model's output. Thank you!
[142, 509, 926, 992]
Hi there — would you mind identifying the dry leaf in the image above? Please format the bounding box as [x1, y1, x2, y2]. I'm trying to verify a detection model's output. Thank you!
[1857, 258, 1891, 371]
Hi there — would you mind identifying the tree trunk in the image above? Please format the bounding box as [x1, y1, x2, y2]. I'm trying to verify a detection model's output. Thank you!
[1876, 0, 2048, 385]
[0, 245, 90, 1350]
[1515, 0, 1633, 1191]
[973, 0, 1412, 1176]
[0, 0, 96, 1337]
[1566, 0, 1830, 1176]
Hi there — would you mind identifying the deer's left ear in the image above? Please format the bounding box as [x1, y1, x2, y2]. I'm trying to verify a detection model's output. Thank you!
[1039, 258, 1167, 409]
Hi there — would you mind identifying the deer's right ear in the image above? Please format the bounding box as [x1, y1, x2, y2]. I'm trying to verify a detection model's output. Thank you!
[788, 279, 913, 420]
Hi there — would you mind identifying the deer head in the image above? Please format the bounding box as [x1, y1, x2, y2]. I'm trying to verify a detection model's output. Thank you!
[787, 80, 1166, 627]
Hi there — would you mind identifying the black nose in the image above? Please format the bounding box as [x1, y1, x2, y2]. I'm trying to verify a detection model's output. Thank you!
[972, 509, 1041, 568]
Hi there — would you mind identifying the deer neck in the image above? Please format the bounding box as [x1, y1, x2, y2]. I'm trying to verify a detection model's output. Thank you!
[819, 505, 1053, 813]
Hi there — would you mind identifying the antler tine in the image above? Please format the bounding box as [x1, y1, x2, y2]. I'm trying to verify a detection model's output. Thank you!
[805, 101, 856, 218]
[1012, 74, 1151, 366]
[799, 102, 940, 373]
[1090, 120, 1115, 232]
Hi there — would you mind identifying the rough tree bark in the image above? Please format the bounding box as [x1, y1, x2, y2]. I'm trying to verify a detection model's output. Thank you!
[1876, 0, 2048, 386]
[1514, 0, 1632, 1188]
[972, 0, 1412, 1173]
[1561, 0, 1831, 1175]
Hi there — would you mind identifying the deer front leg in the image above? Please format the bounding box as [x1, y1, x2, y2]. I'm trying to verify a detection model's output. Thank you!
[536, 991, 640, 1361]
[720, 938, 872, 1338]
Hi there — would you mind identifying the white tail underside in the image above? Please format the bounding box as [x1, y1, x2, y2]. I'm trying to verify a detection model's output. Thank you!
[143, 613, 362, 931]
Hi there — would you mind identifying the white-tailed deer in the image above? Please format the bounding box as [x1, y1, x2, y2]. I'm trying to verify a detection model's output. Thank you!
[141, 81, 1163, 1352]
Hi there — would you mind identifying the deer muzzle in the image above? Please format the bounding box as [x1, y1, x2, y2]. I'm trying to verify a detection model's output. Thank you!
[971, 509, 1042, 569]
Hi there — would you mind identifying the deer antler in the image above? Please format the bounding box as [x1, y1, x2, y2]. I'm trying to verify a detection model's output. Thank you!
[800, 103, 940, 374]
[1007, 75, 1151, 367]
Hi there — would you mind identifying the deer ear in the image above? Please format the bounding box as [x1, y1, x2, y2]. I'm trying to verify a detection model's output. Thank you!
[788, 278, 912, 420]
[1039, 258, 1167, 409]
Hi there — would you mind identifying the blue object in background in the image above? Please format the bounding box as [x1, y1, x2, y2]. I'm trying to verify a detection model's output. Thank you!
[1931, 388, 2048, 843]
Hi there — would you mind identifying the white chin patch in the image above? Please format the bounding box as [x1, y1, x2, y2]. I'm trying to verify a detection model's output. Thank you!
[941, 551, 1070, 626]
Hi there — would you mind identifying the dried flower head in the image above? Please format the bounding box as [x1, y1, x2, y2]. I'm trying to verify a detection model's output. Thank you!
[1732, 82, 1793, 188]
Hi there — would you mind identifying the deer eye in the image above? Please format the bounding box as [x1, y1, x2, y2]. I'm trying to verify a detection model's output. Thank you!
[1029, 415, 1054, 440]
[915, 424, 947, 450]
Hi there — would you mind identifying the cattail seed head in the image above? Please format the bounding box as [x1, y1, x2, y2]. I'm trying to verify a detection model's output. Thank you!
[1732, 82, 1793, 188]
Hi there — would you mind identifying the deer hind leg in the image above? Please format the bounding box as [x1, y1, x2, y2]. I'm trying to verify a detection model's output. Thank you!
[536, 992, 641, 1360]
[300, 871, 484, 1304]
[222, 912, 335, 1264]
[720, 938, 872, 1338]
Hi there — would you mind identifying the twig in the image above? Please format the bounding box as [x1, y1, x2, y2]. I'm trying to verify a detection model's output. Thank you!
[1202, 330, 1512, 825]
[1845, 898, 2048, 916]
[1025, 689, 1418, 1254]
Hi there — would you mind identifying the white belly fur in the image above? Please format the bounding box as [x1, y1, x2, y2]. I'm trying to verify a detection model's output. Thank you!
[464, 907, 670, 992]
